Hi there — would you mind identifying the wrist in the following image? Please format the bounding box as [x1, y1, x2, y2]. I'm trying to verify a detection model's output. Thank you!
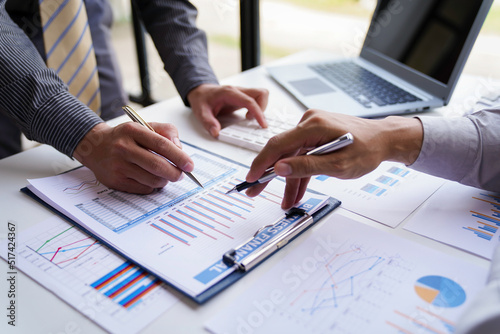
[380, 116, 423, 165]
[187, 83, 214, 106]
[73, 122, 110, 165]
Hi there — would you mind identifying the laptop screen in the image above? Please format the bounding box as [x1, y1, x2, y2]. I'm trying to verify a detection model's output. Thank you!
[363, 0, 483, 85]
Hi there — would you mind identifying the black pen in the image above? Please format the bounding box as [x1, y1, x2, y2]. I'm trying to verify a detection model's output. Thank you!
[226, 133, 354, 194]
[122, 105, 204, 188]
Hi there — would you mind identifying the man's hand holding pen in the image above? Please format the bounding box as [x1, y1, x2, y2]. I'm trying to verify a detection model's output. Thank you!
[74, 121, 195, 194]
[245, 109, 423, 209]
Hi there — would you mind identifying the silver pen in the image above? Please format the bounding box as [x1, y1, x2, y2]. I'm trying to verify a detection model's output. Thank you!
[226, 132, 354, 194]
[122, 105, 204, 188]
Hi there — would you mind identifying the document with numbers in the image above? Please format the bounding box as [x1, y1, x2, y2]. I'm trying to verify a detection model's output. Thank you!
[24, 143, 337, 303]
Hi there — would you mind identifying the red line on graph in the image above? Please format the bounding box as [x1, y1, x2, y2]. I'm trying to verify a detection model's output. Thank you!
[123, 280, 161, 309]
[185, 206, 231, 228]
[192, 202, 234, 222]
[151, 224, 190, 246]
[55, 240, 99, 265]
[178, 208, 234, 240]
[385, 321, 412, 334]
[109, 273, 148, 298]
[258, 195, 280, 205]
[262, 190, 282, 199]
[169, 214, 217, 240]
[200, 198, 245, 219]
[93, 264, 135, 290]
[394, 310, 447, 334]
[208, 193, 234, 207]
[50, 247, 62, 262]
[59, 236, 93, 249]
[158, 219, 196, 238]
[49, 237, 94, 262]
[416, 306, 455, 326]
[324, 249, 360, 286]
[174, 212, 233, 239]
[215, 189, 255, 207]
[290, 288, 333, 306]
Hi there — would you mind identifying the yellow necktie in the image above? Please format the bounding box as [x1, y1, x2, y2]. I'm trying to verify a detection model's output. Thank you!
[39, 0, 101, 115]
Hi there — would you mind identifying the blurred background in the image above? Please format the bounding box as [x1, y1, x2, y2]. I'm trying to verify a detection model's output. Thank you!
[108, 0, 500, 104]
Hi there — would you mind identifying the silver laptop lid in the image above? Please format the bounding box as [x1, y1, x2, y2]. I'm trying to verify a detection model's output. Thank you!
[360, 0, 493, 105]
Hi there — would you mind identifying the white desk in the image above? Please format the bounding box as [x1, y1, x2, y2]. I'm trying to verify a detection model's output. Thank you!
[0, 51, 493, 333]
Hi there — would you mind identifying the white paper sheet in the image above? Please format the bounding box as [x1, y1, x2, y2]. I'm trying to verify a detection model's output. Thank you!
[206, 213, 488, 334]
[405, 181, 500, 259]
[26, 144, 329, 298]
[307, 161, 445, 227]
[0, 216, 177, 334]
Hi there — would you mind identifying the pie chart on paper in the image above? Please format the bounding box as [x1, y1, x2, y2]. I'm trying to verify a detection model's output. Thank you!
[414, 275, 466, 308]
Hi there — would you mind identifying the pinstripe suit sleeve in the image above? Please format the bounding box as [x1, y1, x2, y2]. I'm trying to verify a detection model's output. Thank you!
[135, 0, 219, 105]
[0, 1, 102, 157]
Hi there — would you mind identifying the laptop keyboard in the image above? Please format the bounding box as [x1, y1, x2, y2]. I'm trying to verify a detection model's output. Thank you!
[218, 114, 300, 152]
[309, 62, 421, 108]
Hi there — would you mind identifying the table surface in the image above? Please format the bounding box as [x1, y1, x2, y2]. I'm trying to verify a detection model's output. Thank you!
[0, 50, 493, 334]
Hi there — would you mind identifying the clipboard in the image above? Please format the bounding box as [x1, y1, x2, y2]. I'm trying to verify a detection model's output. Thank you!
[21, 186, 340, 303]
[195, 196, 340, 303]
[20, 143, 341, 304]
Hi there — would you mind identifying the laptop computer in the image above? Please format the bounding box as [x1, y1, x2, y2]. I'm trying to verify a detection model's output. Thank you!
[267, 0, 493, 118]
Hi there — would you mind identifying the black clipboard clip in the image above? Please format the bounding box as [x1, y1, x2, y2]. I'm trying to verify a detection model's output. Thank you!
[222, 207, 312, 272]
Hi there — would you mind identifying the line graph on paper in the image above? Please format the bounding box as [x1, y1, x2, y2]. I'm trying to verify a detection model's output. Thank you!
[62, 178, 101, 195]
[25, 223, 102, 268]
[276, 242, 413, 333]
[290, 250, 385, 315]
[13, 216, 177, 332]
[20, 217, 170, 310]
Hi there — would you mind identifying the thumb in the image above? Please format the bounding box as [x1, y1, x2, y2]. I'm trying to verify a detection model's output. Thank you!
[194, 105, 221, 137]
[274, 155, 327, 178]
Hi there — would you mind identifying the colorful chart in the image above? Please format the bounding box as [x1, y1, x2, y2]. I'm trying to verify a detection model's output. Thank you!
[464, 193, 500, 241]
[8, 216, 178, 334]
[414, 276, 466, 308]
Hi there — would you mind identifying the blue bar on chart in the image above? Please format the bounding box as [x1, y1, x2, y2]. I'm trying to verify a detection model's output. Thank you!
[463, 226, 493, 241]
[376, 175, 399, 186]
[387, 166, 410, 177]
[73, 153, 238, 234]
[361, 183, 387, 197]
[90, 262, 161, 309]
[464, 193, 500, 241]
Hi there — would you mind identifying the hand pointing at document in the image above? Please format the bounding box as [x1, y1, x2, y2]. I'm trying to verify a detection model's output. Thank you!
[245, 109, 424, 209]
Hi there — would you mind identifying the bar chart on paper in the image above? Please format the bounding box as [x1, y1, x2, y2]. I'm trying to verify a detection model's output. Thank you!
[61, 153, 238, 233]
[206, 214, 487, 334]
[307, 161, 445, 227]
[466, 193, 500, 240]
[26, 144, 329, 297]
[0, 216, 177, 334]
[405, 181, 500, 259]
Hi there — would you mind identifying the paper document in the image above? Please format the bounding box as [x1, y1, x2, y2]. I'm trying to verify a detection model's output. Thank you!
[0, 215, 177, 334]
[405, 181, 500, 259]
[307, 161, 444, 227]
[206, 213, 488, 334]
[26, 144, 329, 299]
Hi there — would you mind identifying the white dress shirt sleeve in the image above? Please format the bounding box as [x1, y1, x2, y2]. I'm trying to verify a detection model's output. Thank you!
[411, 107, 500, 192]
